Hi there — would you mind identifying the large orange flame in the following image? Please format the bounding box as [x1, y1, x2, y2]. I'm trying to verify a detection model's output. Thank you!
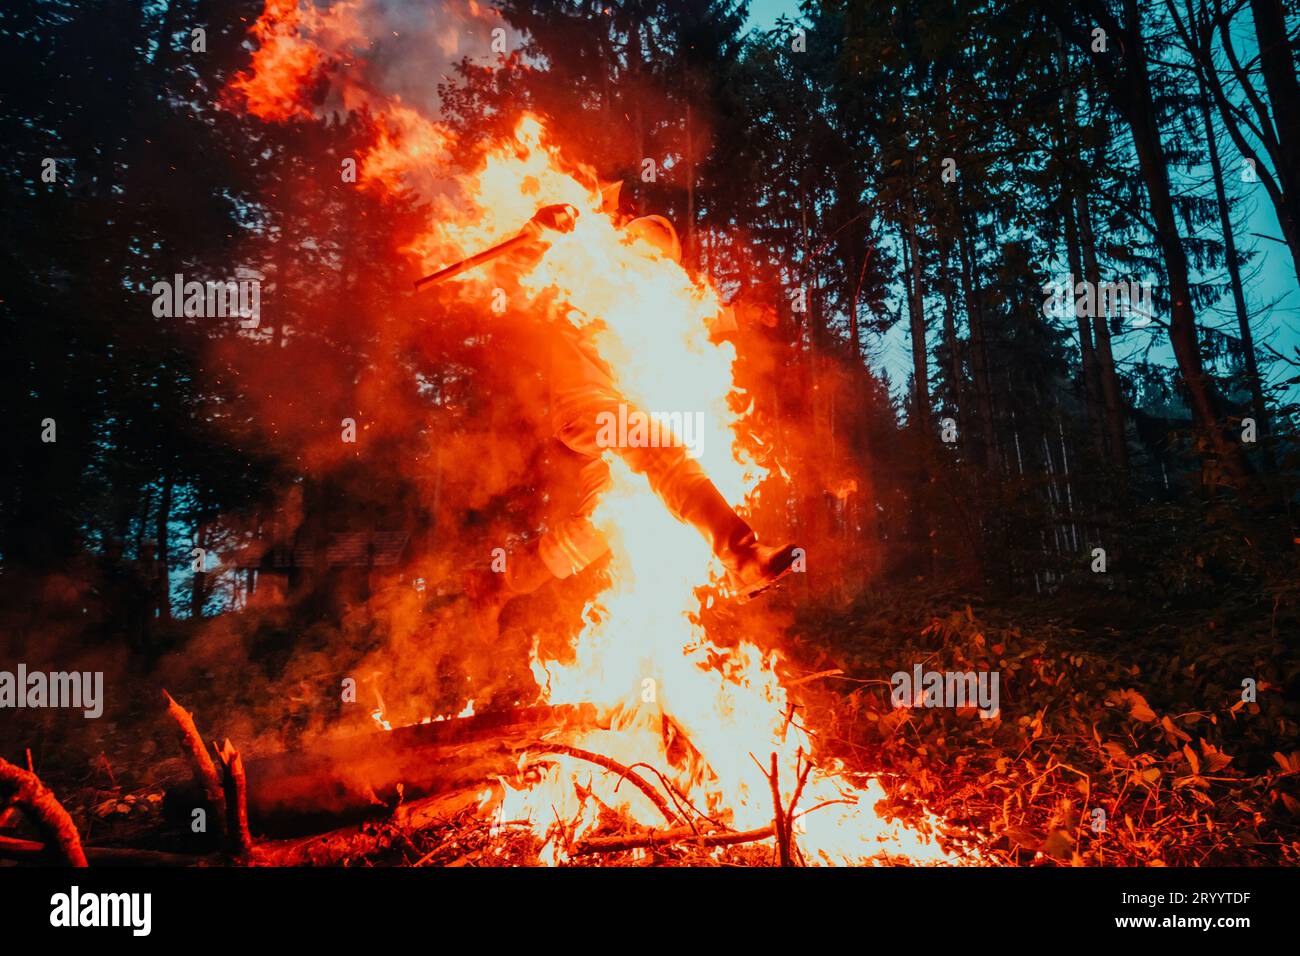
[228, 0, 969, 866]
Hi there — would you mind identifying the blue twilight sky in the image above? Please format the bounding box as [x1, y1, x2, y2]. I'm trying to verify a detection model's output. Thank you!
[743, 0, 1300, 409]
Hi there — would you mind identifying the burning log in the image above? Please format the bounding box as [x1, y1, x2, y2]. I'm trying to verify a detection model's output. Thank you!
[573, 789, 839, 859]
[162, 690, 226, 841]
[167, 703, 606, 836]
[0, 757, 88, 867]
[261, 787, 503, 867]
[574, 824, 776, 856]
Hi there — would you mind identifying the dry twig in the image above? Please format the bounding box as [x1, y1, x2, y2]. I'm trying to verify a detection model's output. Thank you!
[768, 753, 792, 866]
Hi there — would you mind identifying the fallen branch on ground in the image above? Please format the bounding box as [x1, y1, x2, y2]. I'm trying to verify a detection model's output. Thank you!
[0, 757, 88, 866]
[573, 823, 775, 856]
[572, 792, 843, 858]
[0, 834, 205, 867]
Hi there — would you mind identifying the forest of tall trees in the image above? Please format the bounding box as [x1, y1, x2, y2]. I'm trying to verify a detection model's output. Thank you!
[5, 0, 1296, 627]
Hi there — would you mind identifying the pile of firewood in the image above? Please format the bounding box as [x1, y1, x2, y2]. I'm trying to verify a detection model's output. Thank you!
[0, 692, 852, 867]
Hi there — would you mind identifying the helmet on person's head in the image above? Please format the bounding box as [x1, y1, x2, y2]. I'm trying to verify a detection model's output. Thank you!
[625, 215, 682, 264]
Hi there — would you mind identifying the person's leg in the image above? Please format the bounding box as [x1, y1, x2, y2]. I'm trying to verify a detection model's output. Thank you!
[466, 451, 611, 621]
[533, 455, 612, 582]
[552, 386, 799, 598]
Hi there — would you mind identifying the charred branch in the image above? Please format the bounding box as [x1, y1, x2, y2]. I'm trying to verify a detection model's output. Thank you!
[215, 739, 254, 855]
[162, 690, 227, 841]
[0, 757, 88, 867]
[573, 823, 776, 856]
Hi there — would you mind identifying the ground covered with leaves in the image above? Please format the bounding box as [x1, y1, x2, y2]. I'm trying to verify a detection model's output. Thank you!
[247, 575, 1300, 867]
[5, 570, 1298, 867]
[786, 579, 1300, 866]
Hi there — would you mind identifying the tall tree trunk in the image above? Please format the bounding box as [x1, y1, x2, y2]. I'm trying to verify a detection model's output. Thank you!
[1248, 0, 1300, 273]
[134, 485, 155, 646]
[1197, 68, 1274, 469]
[849, 244, 863, 361]
[1186, 0, 1300, 287]
[1076, 193, 1130, 474]
[1055, 32, 1107, 465]
[956, 196, 996, 472]
[628, 17, 645, 217]
[685, 99, 696, 270]
[941, 247, 963, 416]
[155, 472, 172, 622]
[1118, 13, 1248, 485]
[190, 519, 208, 620]
[902, 196, 931, 431]
[901, 197, 935, 576]
[1046, 0, 1251, 486]
[1064, 197, 1107, 463]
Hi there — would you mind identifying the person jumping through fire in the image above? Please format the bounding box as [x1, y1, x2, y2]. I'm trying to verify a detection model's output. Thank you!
[423, 194, 800, 610]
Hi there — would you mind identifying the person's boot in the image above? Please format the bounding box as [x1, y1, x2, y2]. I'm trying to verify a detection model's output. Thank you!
[676, 480, 800, 601]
